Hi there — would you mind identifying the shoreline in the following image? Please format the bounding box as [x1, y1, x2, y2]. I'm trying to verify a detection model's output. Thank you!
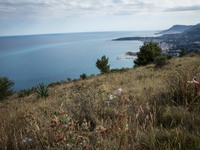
[117, 51, 137, 60]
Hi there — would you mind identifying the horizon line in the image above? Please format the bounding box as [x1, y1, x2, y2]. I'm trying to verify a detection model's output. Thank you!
[0, 29, 160, 38]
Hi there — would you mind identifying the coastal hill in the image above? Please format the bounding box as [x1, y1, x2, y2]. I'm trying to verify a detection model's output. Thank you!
[156, 24, 193, 35]
[1, 54, 200, 149]
[181, 23, 200, 41]
[160, 23, 200, 52]
[161, 23, 200, 41]
[114, 23, 200, 53]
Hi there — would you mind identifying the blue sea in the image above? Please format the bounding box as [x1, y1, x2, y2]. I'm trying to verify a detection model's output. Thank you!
[0, 31, 156, 91]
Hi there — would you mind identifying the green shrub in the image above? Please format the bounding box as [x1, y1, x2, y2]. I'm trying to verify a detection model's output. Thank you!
[80, 73, 87, 80]
[67, 78, 71, 82]
[96, 55, 110, 73]
[36, 83, 49, 98]
[154, 55, 168, 68]
[134, 42, 162, 67]
[0, 76, 14, 101]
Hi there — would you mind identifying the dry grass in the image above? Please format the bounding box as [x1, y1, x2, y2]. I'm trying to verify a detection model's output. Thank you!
[1, 54, 200, 149]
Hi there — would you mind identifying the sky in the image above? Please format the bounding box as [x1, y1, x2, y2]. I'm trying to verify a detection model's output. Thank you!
[0, 0, 200, 36]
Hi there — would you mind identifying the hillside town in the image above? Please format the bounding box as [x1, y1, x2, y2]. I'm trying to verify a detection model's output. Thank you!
[114, 23, 200, 57]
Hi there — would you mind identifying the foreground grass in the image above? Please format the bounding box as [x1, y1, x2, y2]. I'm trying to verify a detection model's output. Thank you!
[1, 54, 200, 149]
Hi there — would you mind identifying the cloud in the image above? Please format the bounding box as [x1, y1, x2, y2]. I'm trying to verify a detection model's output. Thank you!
[165, 5, 200, 12]
[0, 0, 156, 19]
[0, 0, 52, 19]
[1, 0, 200, 35]
[0, 0, 200, 20]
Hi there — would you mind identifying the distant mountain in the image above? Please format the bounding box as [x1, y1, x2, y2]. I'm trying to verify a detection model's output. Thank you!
[161, 23, 200, 43]
[180, 23, 200, 41]
[157, 25, 193, 35]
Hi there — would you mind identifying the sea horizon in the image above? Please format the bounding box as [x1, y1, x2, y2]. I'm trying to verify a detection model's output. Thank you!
[0, 30, 160, 38]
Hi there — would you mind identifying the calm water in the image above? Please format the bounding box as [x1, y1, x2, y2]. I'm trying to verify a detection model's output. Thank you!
[0, 31, 156, 91]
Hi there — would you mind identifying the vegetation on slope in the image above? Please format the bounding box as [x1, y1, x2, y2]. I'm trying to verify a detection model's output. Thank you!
[0, 54, 200, 149]
[0, 77, 14, 101]
[134, 41, 162, 67]
[96, 55, 110, 73]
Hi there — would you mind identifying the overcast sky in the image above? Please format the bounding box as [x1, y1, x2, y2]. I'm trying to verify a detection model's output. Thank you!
[0, 0, 200, 36]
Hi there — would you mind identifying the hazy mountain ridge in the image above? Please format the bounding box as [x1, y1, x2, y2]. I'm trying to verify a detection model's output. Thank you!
[157, 25, 193, 35]
[181, 23, 200, 41]
[161, 23, 200, 51]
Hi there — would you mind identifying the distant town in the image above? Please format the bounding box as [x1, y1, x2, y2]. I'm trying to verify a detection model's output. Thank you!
[114, 23, 200, 57]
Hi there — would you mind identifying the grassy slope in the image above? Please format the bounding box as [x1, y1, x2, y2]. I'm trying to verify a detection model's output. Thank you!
[1, 54, 200, 149]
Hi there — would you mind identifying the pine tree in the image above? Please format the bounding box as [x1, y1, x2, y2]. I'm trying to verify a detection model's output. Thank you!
[134, 42, 162, 67]
[96, 55, 110, 73]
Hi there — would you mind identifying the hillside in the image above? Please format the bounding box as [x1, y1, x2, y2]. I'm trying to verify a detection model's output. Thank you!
[161, 23, 200, 42]
[1, 54, 200, 149]
[156, 25, 193, 35]
[159, 23, 200, 52]
[180, 23, 200, 41]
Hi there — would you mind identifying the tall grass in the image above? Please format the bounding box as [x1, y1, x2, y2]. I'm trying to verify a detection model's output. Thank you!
[0, 54, 200, 149]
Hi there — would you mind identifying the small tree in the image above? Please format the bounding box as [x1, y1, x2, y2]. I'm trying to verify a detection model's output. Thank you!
[80, 73, 87, 80]
[0, 76, 14, 101]
[134, 42, 162, 67]
[67, 78, 71, 82]
[96, 55, 110, 73]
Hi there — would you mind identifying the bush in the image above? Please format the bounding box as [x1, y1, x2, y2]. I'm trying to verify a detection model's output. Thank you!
[134, 42, 162, 67]
[154, 55, 168, 68]
[96, 55, 110, 73]
[67, 78, 71, 82]
[110, 67, 130, 73]
[179, 48, 185, 57]
[80, 73, 87, 80]
[0, 76, 14, 101]
[36, 83, 49, 98]
[18, 89, 33, 98]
